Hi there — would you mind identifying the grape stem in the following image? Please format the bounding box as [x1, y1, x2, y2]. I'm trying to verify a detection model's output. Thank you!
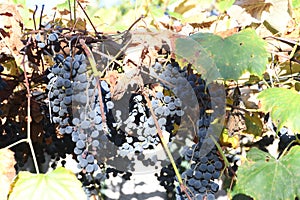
[142, 90, 192, 200]
[80, 39, 110, 133]
[79, 39, 101, 77]
[96, 76, 109, 133]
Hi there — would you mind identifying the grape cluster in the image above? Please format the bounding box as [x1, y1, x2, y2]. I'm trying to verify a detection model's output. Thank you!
[116, 90, 183, 156]
[47, 52, 110, 174]
[46, 41, 226, 199]
[153, 61, 225, 200]
[152, 62, 197, 105]
[177, 143, 222, 200]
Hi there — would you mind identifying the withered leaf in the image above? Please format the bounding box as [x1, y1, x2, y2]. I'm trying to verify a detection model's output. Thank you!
[111, 73, 144, 100]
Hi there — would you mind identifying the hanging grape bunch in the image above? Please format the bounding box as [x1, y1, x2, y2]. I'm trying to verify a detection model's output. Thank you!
[46, 29, 226, 200]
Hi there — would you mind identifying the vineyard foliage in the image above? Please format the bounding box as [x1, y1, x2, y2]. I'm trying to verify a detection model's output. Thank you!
[8, 167, 86, 200]
[232, 146, 300, 200]
[0, 0, 300, 200]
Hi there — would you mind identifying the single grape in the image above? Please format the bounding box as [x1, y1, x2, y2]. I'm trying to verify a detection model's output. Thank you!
[188, 178, 197, 187]
[63, 79, 72, 88]
[94, 116, 102, 124]
[63, 96, 72, 105]
[79, 133, 87, 140]
[86, 155, 94, 163]
[63, 72, 71, 79]
[212, 171, 220, 179]
[155, 107, 164, 115]
[163, 95, 171, 103]
[72, 118, 80, 125]
[92, 140, 99, 147]
[72, 60, 80, 70]
[214, 161, 223, 170]
[156, 91, 164, 99]
[106, 101, 114, 109]
[48, 33, 58, 42]
[74, 147, 82, 155]
[91, 130, 99, 138]
[81, 120, 90, 129]
[193, 181, 201, 189]
[195, 194, 204, 200]
[199, 163, 207, 172]
[76, 140, 85, 149]
[203, 172, 212, 180]
[210, 182, 219, 192]
[199, 186, 206, 193]
[52, 106, 60, 113]
[101, 81, 109, 92]
[194, 171, 202, 180]
[65, 126, 73, 134]
[158, 117, 166, 126]
[201, 180, 208, 187]
[207, 164, 215, 173]
[79, 159, 88, 168]
[206, 193, 215, 200]
[77, 63, 87, 74]
[167, 102, 176, 110]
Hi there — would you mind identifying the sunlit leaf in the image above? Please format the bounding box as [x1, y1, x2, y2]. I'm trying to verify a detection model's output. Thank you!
[175, 37, 220, 83]
[9, 167, 86, 200]
[257, 87, 300, 133]
[191, 29, 268, 80]
[245, 113, 263, 137]
[293, 0, 300, 8]
[175, 28, 268, 81]
[216, 0, 235, 12]
[232, 146, 300, 200]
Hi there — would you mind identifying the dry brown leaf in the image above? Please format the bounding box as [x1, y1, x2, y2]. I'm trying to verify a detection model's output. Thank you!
[0, 4, 24, 54]
[67, 17, 87, 31]
[110, 73, 143, 100]
[227, 5, 260, 26]
[123, 30, 179, 67]
[232, 0, 292, 33]
[0, 148, 16, 200]
[234, 0, 272, 20]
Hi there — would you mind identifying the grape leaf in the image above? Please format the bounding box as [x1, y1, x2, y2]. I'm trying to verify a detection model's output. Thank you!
[257, 87, 300, 133]
[175, 37, 220, 83]
[187, 28, 268, 80]
[232, 146, 300, 200]
[9, 167, 86, 200]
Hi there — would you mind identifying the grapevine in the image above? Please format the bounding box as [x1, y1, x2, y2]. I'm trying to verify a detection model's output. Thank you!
[1, 1, 300, 200]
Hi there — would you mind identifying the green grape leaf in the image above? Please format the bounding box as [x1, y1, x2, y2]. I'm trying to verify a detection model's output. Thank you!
[182, 28, 268, 80]
[216, 0, 235, 12]
[9, 167, 86, 200]
[232, 146, 300, 200]
[293, 0, 300, 8]
[245, 113, 263, 137]
[257, 87, 300, 133]
[175, 37, 220, 83]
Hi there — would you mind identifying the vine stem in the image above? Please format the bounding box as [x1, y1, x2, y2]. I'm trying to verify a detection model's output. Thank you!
[142, 91, 192, 200]
[22, 45, 40, 174]
[2, 38, 40, 173]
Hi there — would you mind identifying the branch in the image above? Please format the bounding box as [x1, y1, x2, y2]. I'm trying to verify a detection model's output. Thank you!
[21, 39, 40, 174]
[142, 90, 192, 200]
